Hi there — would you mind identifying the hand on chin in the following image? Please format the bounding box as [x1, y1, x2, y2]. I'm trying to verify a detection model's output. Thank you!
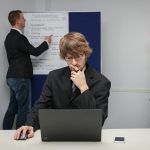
[69, 65, 80, 72]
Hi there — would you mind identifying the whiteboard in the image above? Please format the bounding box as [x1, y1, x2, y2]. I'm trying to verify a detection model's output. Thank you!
[24, 12, 69, 74]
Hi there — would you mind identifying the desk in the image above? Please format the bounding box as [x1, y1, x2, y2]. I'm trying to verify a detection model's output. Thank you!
[0, 129, 150, 150]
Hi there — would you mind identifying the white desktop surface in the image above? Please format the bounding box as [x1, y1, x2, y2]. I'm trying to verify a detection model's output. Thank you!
[0, 129, 150, 150]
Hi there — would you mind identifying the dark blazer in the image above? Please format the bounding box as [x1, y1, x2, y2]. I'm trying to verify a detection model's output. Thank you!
[26, 65, 111, 130]
[5, 29, 49, 78]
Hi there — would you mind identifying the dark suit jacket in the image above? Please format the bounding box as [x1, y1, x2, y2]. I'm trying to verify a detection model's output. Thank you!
[26, 65, 111, 130]
[5, 29, 48, 78]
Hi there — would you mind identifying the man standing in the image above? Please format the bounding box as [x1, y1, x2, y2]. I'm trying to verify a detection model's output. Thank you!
[14, 32, 111, 139]
[3, 10, 52, 129]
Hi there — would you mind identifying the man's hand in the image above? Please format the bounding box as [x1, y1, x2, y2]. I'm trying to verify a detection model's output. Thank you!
[45, 35, 53, 44]
[69, 64, 80, 72]
[70, 66, 89, 93]
[14, 125, 34, 140]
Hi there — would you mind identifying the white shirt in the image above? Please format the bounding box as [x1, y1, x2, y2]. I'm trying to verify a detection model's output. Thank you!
[11, 27, 22, 34]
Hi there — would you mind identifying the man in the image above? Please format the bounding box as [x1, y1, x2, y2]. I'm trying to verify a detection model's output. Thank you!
[3, 10, 52, 129]
[14, 32, 111, 140]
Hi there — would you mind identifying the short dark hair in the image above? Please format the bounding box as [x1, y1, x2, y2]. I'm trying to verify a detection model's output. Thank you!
[8, 10, 22, 26]
[59, 32, 92, 59]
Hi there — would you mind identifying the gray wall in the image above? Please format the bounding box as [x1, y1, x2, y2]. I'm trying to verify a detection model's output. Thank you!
[0, 0, 150, 129]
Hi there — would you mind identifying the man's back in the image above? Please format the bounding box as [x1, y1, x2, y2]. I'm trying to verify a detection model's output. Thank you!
[5, 29, 33, 78]
[5, 29, 49, 78]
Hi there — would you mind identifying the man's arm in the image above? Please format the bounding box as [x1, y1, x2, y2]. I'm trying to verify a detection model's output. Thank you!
[25, 73, 53, 130]
[70, 75, 111, 124]
[18, 35, 52, 56]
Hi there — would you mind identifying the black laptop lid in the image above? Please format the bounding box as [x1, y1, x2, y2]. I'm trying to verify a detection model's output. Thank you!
[39, 109, 102, 141]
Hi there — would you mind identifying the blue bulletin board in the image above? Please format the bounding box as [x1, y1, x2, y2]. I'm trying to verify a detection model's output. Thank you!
[31, 12, 101, 106]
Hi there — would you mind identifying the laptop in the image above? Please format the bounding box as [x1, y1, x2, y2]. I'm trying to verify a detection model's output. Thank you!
[39, 109, 102, 141]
